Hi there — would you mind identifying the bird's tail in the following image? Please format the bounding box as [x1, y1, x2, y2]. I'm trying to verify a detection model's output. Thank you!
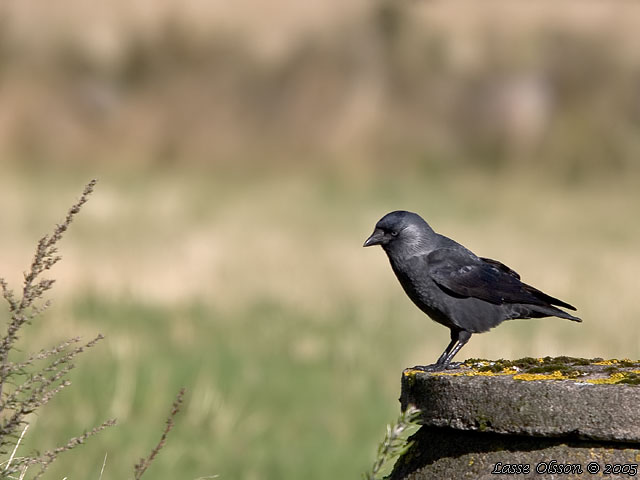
[529, 305, 582, 323]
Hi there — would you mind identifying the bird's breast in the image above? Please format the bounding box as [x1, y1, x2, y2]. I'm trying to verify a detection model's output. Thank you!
[388, 255, 453, 325]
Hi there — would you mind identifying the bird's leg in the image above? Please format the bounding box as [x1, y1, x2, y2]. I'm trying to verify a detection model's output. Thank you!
[410, 331, 462, 372]
[435, 331, 460, 366]
[440, 330, 471, 368]
[410, 330, 471, 372]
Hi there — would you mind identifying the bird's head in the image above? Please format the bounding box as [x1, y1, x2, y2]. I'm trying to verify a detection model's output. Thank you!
[363, 210, 434, 254]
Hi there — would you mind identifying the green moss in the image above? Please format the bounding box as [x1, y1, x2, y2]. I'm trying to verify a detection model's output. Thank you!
[618, 372, 640, 385]
[465, 356, 598, 376]
[552, 356, 592, 366]
[460, 357, 640, 384]
[476, 416, 492, 432]
[465, 357, 541, 373]
[618, 360, 638, 368]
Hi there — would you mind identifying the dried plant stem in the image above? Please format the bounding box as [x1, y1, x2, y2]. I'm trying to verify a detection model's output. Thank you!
[363, 405, 421, 480]
[0, 180, 117, 477]
[18, 465, 28, 480]
[5, 424, 28, 472]
[133, 387, 186, 479]
[29, 419, 116, 479]
[0, 179, 97, 400]
[98, 452, 108, 480]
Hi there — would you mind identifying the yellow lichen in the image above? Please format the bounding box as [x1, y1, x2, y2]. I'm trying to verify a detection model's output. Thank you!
[593, 359, 620, 366]
[430, 371, 463, 377]
[591, 358, 640, 366]
[503, 368, 519, 375]
[432, 366, 519, 378]
[586, 372, 628, 385]
[407, 360, 640, 385]
[512, 370, 567, 381]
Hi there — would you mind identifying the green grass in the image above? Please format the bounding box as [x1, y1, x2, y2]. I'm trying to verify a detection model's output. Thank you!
[1, 165, 639, 479]
[16, 296, 418, 479]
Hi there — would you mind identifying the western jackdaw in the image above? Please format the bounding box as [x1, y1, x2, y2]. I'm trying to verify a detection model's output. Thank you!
[364, 210, 581, 369]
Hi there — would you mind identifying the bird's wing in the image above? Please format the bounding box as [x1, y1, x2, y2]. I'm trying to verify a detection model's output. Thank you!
[427, 248, 576, 310]
[478, 257, 521, 279]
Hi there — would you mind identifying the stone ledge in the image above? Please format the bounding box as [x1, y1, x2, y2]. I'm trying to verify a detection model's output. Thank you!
[400, 357, 640, 443]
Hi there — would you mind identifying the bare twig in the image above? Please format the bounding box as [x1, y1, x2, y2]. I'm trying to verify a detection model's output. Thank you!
[0, 180, 115, 476]
[0, 179, 97, 401]
[31, 419, 117, 479]
[133, 388, 186, 480]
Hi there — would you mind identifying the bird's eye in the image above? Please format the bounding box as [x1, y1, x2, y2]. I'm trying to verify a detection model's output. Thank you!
[390, 230, 398, 237]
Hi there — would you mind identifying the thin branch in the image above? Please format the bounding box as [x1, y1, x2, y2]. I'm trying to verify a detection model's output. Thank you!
[0, 180, 111, 477]
[133, 388, 186, 480]
[0, 179, 98, 403]
[31, 418, 116, 479]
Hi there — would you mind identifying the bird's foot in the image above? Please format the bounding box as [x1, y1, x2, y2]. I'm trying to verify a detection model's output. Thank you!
[407, 362, 464, 373]
[407, 364, 446, 372]
[444, 361, 464, 370]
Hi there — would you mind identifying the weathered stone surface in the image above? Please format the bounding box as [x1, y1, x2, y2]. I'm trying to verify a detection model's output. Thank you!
[389, 426, 640, 480]
[391, 358, 640, 479]
[400, 358, 640, 443]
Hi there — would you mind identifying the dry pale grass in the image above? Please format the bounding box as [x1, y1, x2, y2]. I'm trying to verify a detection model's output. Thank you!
[2, 0, 640, 174]
[1, 167, 638, 363]
[4, 0, 640, 62]
[0, 167, 636, 479]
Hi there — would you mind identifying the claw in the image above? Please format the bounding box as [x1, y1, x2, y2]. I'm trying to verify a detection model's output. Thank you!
[407, 364, 446, 372]
[406, 361, 464, 373]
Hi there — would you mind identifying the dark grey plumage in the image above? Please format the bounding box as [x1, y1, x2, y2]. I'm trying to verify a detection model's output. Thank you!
[363, 210, 581, 369]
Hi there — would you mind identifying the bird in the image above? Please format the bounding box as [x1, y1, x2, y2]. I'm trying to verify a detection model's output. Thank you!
[363, 210, 581, 370]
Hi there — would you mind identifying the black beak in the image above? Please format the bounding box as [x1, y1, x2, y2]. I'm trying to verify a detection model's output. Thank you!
[363, 228, 384, 247]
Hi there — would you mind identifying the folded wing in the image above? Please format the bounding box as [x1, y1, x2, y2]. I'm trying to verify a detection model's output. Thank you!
[428, 249, 577, 311]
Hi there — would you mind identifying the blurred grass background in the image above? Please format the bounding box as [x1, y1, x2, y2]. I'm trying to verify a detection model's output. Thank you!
[1, 0, 639, 478]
